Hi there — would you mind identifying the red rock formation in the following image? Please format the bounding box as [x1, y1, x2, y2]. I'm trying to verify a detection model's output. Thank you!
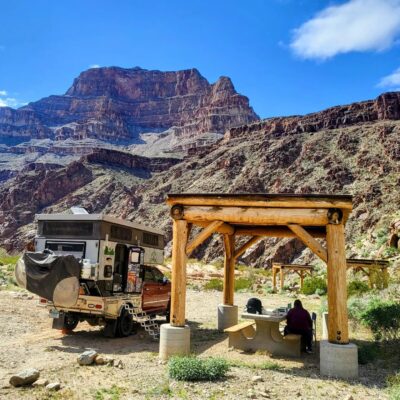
[224, 91, 400, 141]
[0, 67, 258, 143]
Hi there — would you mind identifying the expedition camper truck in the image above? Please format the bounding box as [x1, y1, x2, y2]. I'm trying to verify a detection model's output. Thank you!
[15, 213, 171, 339]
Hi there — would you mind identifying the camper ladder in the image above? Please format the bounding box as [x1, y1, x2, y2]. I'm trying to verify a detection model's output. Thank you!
[124, 305, 160, 340]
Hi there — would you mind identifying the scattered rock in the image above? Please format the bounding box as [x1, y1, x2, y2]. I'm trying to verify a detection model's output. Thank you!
[32, 378, 49, 387]
[252, 376, 263, 383]
[95, 356, 105, 365]
[77, 350, 98, 365]
[115, 360, 124, 369]
[46, 382, 61, 391]
[9, 368, 40, 387]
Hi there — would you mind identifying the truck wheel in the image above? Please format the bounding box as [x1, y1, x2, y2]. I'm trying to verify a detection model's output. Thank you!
[63, 313, 79, 333]
[117, 309, 134, 337]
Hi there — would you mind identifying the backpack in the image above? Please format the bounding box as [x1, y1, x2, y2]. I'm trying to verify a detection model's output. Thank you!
[246, 298, 262, 314]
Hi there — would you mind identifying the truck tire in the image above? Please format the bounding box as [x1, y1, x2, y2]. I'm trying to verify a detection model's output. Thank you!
[117, 309, 134, 337]
[63, 313, 79, 332]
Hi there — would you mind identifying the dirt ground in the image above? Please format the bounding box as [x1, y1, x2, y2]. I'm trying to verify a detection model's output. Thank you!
[0, 289, 390, 400]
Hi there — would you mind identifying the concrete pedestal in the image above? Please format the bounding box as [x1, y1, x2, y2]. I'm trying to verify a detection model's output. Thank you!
[159, 324, 190, 361]
[217, 304, 238, 331]
[320, 340, 358, 379]
[322, 312, 329, 340]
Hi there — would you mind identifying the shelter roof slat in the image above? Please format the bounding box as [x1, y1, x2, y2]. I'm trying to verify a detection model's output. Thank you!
[167, 193, 353, 210]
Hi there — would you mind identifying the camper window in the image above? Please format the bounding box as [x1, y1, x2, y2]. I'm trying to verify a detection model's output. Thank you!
[45, 241, 86, 259]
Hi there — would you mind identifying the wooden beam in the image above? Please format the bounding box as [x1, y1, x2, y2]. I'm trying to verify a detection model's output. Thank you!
[233, 236, 262, 259]
[288, 224, 328, 263]
[272, 268, 277, 291]
[326, 223, 349, 344]
[166, 195, 353, 210]
[185, 220, 224, 256]
[188, 220, 235, 235]
[223, 234, 235, 305]
[235, 226, 326, 238]
[170, 220, 188, 327]
[183, 206, 330, 226]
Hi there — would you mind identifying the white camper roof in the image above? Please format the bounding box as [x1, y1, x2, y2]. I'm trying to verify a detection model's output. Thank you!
[35, 213, 164, 236]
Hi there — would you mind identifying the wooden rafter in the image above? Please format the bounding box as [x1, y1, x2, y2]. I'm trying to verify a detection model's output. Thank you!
[288, 224, 328, 263]
[186, 220, 224, 256]
[188, 221, 235, 235]
[233, 236, 262, 259]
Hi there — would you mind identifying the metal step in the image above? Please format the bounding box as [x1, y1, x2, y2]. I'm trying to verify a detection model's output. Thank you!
[124, 305, 160, 340]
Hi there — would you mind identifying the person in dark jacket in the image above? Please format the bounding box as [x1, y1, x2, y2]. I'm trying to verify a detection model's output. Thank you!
[284, 299, 313, 353]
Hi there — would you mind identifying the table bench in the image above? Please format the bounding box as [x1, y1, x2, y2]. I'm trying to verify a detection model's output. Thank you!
[224, 313, 301, 358]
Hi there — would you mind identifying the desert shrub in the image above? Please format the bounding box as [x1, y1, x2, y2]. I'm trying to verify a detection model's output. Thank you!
[360, 299, 400, 341]
[204, 279, 223, 291]
[347, 279, 370, 297]
[388, 374, 400, 400]
[347, 296, 370, 322]
[234, 277, 252, 292]
[301, 276, 327, 295]
[168, 356, 229, 381]
[357, 342, 379, 364]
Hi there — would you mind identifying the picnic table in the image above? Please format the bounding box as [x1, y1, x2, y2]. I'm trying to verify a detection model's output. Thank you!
[224, 311, 301, 357]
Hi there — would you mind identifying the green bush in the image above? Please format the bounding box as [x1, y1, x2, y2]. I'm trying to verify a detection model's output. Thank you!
[347, 296, 370, 322]
[360, 300, 400, 341]
[347, 279, 370, 297]
[234, 277, 252, 292]
[204, 279, 223, 291]
[388, 374, 400, 400]
[168, 356, 229, 381]
[301, 276, 327, 295]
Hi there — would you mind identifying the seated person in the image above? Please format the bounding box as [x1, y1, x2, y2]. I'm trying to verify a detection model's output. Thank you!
[284, 299, 313, 353]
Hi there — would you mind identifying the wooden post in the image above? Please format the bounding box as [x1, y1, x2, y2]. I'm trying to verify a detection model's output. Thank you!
[326, 223, 349, 344]
[300, 270, 304, 289]
[223, 234, 235, 305]
[170, 219, 188, 327]
[272, 268, 277, 291]
[280, 267, 284, 291]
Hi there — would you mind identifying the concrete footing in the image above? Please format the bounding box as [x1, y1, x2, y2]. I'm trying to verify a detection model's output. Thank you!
[320, 340, 358, 379]
[217, 304, 238, 331]
[159, 324, 190, 360]
[322, 312, 329, 340]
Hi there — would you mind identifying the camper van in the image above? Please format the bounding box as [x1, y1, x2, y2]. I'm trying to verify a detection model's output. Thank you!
[15, 212, 170, 338]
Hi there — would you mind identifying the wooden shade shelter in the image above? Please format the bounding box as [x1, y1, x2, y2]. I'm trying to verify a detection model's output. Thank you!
[347, 258, 390, 288]
[272, 263, 314, 291]
[166, 193, 353, 345]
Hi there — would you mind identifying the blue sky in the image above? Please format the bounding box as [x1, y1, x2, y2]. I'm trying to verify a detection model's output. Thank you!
[1, 0, 400, 118]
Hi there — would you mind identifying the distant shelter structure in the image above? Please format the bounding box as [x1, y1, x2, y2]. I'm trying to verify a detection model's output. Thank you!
[160, 193, 358, 378]
[271, 263, 314, 291]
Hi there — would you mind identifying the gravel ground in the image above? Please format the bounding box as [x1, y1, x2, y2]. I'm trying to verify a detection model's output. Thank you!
[0, 289, 390, 400]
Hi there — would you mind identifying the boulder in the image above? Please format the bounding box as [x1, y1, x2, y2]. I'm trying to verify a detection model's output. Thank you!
[46, 382, 61, 391]
[77, 350, 98, 365]
[9, 368, 40, 387]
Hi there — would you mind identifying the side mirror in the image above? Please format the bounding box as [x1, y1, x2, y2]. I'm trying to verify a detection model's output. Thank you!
[162, 276, 169, 285]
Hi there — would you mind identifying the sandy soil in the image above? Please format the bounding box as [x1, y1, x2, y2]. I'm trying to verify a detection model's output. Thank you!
[0, 289, 390, 400]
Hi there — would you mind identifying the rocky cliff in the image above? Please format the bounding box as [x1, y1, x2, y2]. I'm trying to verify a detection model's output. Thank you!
[0, 67, 258, 144]
[0, 67, 398, 265]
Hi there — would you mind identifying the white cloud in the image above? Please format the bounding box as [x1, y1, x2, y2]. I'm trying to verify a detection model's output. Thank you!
[290, 0, 400, 60]
[89, 64, 100, 69]
[0, 97, 21, 108]
[0, 90, 7, 96]
[378, 66, 400, 88]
